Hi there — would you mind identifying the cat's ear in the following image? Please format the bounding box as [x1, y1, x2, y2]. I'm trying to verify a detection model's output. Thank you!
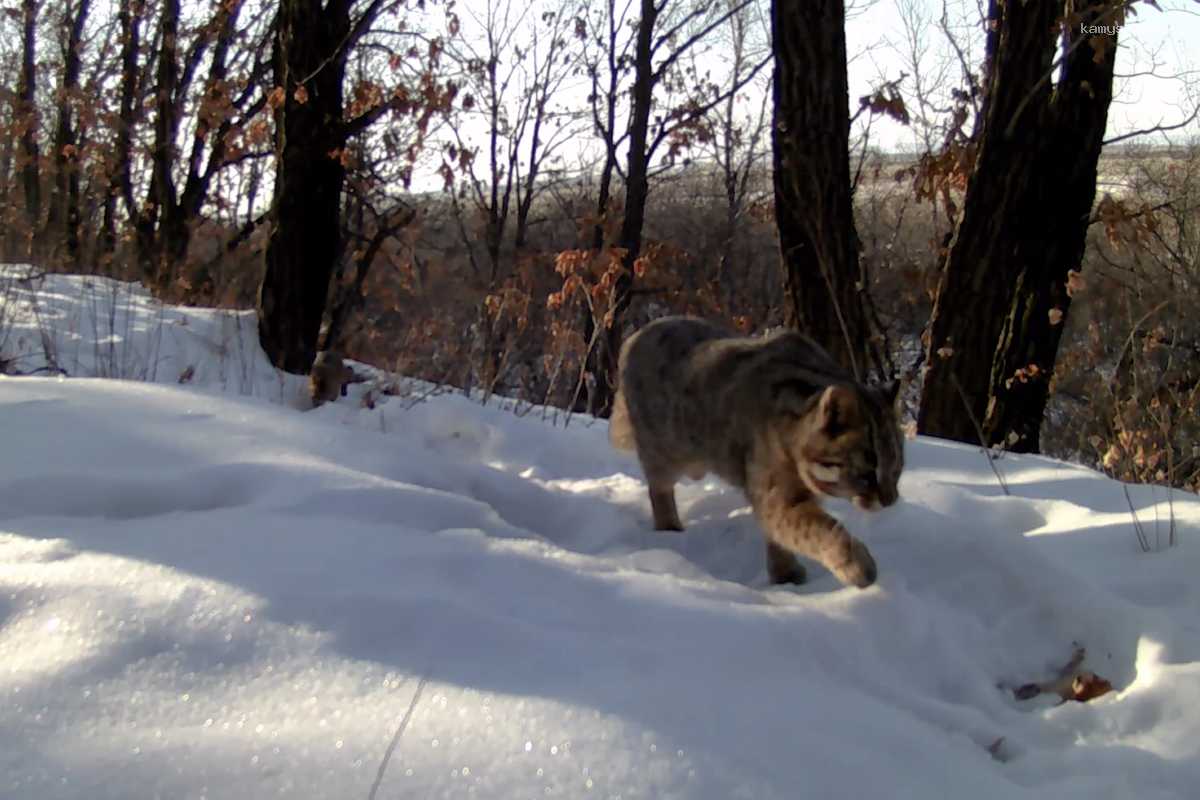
[818, 385, 857, 435]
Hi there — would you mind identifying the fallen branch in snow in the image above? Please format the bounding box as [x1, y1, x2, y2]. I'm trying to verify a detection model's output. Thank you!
[368, 674, 429, 800]
[950, 372, 1011, 496]
[1012, 645, 1113, 704]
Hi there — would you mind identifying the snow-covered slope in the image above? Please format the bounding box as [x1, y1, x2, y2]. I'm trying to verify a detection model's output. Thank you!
[2, 267, 1199, 799]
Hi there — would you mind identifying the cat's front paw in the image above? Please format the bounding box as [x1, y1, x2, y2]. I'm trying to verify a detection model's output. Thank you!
[831, 538, 877, 588]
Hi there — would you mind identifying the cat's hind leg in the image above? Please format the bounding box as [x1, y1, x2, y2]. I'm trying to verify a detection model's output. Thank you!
[648, 480, 684, 531]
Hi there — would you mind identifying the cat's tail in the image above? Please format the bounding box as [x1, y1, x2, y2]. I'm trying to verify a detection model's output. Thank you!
[608, 389, 636, 451]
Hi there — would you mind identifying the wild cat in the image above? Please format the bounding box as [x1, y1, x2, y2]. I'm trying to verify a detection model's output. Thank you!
[609, 316, 903, 588]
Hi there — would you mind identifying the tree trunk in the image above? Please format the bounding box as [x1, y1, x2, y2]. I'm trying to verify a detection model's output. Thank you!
[588, 0, 623, 254]
[770, 0, 872, 378]
[977, 3, 1118, 452]
[47, 0, 92, 266]
[918, 0, 1117, 453]
[141, 0, 183, 286]
[257, 0, 351, 374]
[18, 0, 41, 243]
[173, 0, 240, 294]
[0, 119, 13, 258]
[586, 0, 658, 417]
[102, 0, 143, 265]
[717, 90, 740, 312]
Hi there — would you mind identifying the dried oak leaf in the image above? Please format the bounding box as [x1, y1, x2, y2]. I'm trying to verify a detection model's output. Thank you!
[1068, 672, 1113, 703]
[1012, 645, 1114, 704]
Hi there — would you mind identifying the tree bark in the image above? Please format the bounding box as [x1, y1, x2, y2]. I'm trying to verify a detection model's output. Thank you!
[770, 0, 873, 378]
[102, 0, 143, 264]
[140, 0, 184, 286]
[257, 0, 352, 373]
[588, 0, 623, 254]
[918, 0, 1118, 453]
[47, 0, 92, 266]
[977, 2, 1118, 452]
[18, 0, 41, 242]
[586, 0, 658, 417]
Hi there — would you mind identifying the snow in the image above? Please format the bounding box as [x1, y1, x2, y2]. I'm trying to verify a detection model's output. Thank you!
[2, 265, 1200, 799]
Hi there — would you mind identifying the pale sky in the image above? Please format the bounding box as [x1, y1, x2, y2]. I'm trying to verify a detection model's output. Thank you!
[417, 0, 1199, 193]
[846, 0, 1200, 151]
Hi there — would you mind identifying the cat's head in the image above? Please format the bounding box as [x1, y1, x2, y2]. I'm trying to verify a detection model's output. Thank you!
[790, 381, 904, 511]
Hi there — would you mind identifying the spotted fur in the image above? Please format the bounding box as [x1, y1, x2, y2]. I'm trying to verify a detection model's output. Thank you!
[610, 316, 904, 588]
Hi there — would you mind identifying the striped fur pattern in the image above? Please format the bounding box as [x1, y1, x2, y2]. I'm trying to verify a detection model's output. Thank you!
[610, 316, 903, 588]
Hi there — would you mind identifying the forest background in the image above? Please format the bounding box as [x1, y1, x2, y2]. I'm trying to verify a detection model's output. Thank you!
[0, 0, 1198, 493]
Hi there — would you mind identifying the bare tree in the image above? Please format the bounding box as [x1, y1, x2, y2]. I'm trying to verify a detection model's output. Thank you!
[16, 0, 40, 247]
[441, 0, 583, 280]
[435, 0, 584, 392]
[918, 0, 1125, 452]
[130, 0, 267, 289]
[258, 0, 451, 373]
[99, 0, 145, 265]
[579, 0, 770, 414]
[693, 0, 771, 313]
[43, 0, 91, 266]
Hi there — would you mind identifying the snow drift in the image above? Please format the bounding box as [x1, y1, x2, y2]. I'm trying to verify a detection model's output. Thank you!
[2, 266, 1199, 799]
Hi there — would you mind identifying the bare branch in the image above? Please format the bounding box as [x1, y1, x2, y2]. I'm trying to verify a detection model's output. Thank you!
[1104, 103, 1200, 145]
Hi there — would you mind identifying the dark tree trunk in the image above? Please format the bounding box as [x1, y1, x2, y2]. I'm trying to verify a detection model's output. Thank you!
[918, 0, 1117, 453]
[141, 0, 183, 286]
[48, 0, 92, 266]
[257, 0, 352, 373]
[0, 118, 12, 257]
[590, 154, 617, 251]
[103, 0, 143, 264]
[770, 0, 873, 378]
[18, 0, 41, 240]
[717, 109, 740, 313]
[513, 93, 548, 250]
[977, 3, 1118, 452]
[104, 0, 236, 279]
[578, 143, 618, 414]
[615, 0, 655, 269]
[174, 0, 241, 292]
[588, 0, 623, 254]
[576, 0, 624, 414]
[585, 0, 658, 418]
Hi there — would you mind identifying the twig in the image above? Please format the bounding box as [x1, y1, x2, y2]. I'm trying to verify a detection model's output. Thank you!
[1112, 299, 1169, 379]
[566, 290, 603, 427]
[949, 371, 1010, 496]
[1086, 198, 1175, 227]
[1103, 103, 1200, 147]
[368, 674, 429, 800]
[1122, 483, 1150, 553]
[1168, 486, 1177, 548]
[1153, 485, 1161, 551]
